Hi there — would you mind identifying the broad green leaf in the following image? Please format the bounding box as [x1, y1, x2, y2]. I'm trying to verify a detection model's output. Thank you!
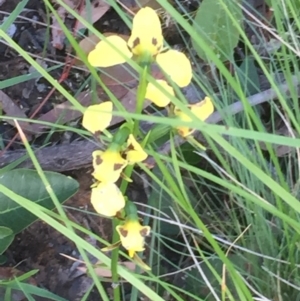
[192, 0, 243, 62]
[0, 226, 14, 255]
[0, 169, 79, 234]
[0, 226, 13, 239]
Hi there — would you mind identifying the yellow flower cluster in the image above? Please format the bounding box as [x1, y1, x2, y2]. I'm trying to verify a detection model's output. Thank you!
[82, 102, 149, 258]
[88, 7, 192, 108]
[88, 6, 215, 136]
[81, 6, 216, 261]
[82, 102, 147, 216]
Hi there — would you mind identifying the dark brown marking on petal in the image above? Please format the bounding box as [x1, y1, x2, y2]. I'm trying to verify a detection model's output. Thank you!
[140, 227, 149, 237]
[127, 143, 135, 151]
[114, 163, 124, 171]
[132, 37, 140, 48]
[95, 155, 103, 165]
[119, 228, 128, 238]
[152, 38, 157, 46]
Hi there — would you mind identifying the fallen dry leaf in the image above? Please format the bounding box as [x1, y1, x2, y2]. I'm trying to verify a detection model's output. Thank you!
[0, 90, 33, 133]
[28, 63, 163, 136]
[61, 252, 140, 279]
[77, 0, 110, 32]
[29, 85, 136, 134]
[77, 260, 139, 278]
[51, 0, 110, 50]
[121, 0, 166, 11]
[51, 4, 68, 50]
[22, 58, 48, 99]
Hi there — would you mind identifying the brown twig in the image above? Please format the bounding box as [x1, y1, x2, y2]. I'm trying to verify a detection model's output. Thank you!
[0, 75, 299, 172]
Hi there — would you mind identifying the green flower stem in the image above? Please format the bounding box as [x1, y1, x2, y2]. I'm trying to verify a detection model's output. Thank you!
[110, 166, 134, 301]
[120, 165, 135, 193]
[133, 65, 150, 135]
[112, 125, 131, 146]
[124, 200, 139, 218]
[111, 218, 121, 301]
[110, 127, 131, 301]
[110, 133, 137, 301]
[111, 62, 150, 301]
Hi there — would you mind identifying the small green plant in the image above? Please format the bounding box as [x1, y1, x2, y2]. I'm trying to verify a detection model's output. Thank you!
[0, 169, 78, 258]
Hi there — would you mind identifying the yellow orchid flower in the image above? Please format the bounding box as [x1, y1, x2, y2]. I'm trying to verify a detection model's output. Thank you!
[116, 219, 151, 258]
[82, 101, 113, 134]
[91, 182, 125, 217]
[87, 7, 192, 89]
[126, 134, 148, 164]
[174, 97, 214, 137]
[92, 149, 127, 183]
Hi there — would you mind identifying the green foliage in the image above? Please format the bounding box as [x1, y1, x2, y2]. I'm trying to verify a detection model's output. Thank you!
[0, 169, 79, 255]
[236, 56, 260, 97]
[0, 227, 14, 255]
[184, 255, 251, 300]
[192, 0, 243, 62]
[149, 165, 199, 236]
[1, 271, 69, 301]
[148, 166, 180, 236]
[2, 0, 300, 300]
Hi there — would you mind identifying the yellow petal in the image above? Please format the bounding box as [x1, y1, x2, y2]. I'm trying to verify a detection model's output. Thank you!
[92, 149, 127, 183]
[156, 50, 192, 87]
[190, 97, 214, 121]
[128, 7, 163, 57]
[88, 35, 132, 67]
[82, 102, 113, 134]
[145, 80, 174, 107]
[126, 134, 148, 164]
[176, 126, 191, 137]
[174, 97, 214, 137]
[173, 109, 192, 137]
[91, 182, 125, 217]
